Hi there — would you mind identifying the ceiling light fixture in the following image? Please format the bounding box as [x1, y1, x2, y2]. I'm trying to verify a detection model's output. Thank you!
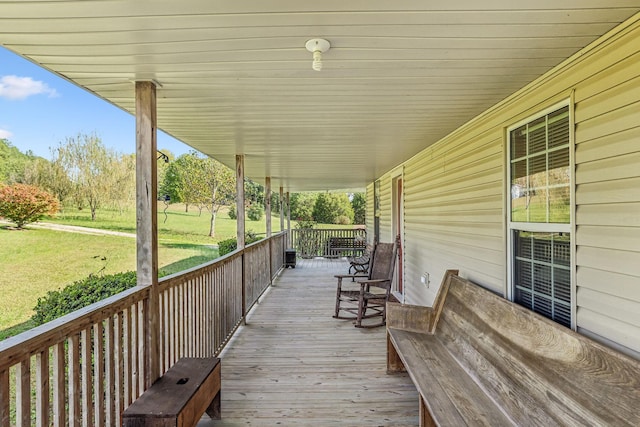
[305, 38, 330, 71]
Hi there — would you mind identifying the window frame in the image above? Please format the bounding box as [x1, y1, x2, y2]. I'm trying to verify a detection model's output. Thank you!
[506, 99, 576, 330]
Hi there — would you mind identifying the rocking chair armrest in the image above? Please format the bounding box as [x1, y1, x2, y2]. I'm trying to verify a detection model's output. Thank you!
[356, 278, 390, 285]
[334, 274, 367, 279]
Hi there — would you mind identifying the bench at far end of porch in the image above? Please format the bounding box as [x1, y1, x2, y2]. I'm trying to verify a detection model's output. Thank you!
[386, 270, 640, 427]
[327, 236, 366, 258]
[123, 357, 221, 427]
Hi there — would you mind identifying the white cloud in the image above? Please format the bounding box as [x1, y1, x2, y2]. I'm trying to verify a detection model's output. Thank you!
[0, 129, 13, 139]
[0, 75, 58, 100]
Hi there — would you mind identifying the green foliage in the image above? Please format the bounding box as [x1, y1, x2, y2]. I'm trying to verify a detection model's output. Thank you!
[247, 203, 264, 221]
[244, 180, 265, 206]
[334, 215, 352, 225]
[313, 192, 354, 224]
[351, 192, 366, 225]
[54, 133, 129, 221]
[228, 203, 237, 219]
[290, 192, 318, 221]
[0, 138, 34, 183]
[31, 271, 137, 325]
[0, 183, 60, 228]
[218, 232, 263, 256]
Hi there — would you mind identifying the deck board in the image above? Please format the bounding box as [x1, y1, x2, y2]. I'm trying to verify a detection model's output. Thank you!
[200, 258, 419, 426]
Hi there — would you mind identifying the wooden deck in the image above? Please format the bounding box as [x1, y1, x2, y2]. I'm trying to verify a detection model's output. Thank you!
[199, 258, 419, 426]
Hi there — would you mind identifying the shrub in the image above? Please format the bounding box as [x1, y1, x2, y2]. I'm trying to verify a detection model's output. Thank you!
[218, 233, 263, 256]
[334, 215, 352, 225]
[228, 204, 237, 219]
[32, 271, 137, 325]
[0, 183, 60, 228]
[247, 204, 264, 221]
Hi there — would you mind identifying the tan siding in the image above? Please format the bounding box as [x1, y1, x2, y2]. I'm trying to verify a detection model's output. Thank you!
[576, 225, 640, 252]
[577, 267, 640, 303]
[575, 125, 640, 163]
[573, 37, 640, 352]
[576, 177, 640, 205]
[380, 16, 640, 353]
[577, 309, 640, 354]
[578, 288, 640, 328]
[378, 174, 393, 243]
[576, 151, 640, 184]
[577, 246, 640, 278]
[576, 202, 640, 227]
[403, 128, 504, 306]
[365, 183, 374, 243]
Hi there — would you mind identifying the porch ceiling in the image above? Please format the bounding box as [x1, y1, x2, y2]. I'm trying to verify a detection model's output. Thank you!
[2, 1, 639, 191]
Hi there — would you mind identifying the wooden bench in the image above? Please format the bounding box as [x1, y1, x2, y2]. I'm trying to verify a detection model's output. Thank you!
[326, 236, 366, 258]
[387, 270, 640, 426]
[123, 357, 221, 427]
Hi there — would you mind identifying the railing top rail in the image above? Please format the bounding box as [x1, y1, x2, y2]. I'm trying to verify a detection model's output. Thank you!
[0, 285, 149, 371]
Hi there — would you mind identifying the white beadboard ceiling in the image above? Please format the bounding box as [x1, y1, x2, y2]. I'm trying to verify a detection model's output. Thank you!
[1, 1, 639, 191]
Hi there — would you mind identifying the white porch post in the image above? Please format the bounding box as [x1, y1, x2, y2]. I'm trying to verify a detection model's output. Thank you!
[135, 81, 159, 386]
[265, 177, 272, 238]
[236, 155, 245, 248]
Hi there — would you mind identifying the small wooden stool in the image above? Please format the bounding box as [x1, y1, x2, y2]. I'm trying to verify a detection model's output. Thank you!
[123, 357, 221, 427]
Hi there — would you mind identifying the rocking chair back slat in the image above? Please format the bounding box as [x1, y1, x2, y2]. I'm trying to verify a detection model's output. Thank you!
[368, 242, 394, 281]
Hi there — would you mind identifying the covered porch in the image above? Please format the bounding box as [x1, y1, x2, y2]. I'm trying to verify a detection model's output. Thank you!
[204, 258, 417, 426]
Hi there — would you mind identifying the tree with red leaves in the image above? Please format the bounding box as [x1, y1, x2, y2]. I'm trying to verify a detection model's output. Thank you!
[0, 183, 60, 229]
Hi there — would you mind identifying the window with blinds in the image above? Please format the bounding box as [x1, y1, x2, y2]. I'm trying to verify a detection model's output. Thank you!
[508, 105, 572, 328]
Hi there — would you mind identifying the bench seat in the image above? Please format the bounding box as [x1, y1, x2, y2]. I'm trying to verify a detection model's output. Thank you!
[123, 357, 221, 427]
[388, 329, 513, 426]
[387, 270, 640, 427]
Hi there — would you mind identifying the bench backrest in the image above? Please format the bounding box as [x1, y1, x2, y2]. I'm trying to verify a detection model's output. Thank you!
[435, 274, 640, 426]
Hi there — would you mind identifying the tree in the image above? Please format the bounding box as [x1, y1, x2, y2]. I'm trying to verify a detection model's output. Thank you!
[0, 138, 34, 184]
[22, 157, 73, 205]
[200, 157, 235, 237]
[54, 133, 123, 220]
[0, 183, 60, 228]
[290, 192, 318, 221]
[351, 193, 366, 225]
[161, 152, 203, 212]
[313, 192, 354, 224]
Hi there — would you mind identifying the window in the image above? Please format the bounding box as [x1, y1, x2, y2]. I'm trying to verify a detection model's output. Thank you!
[508, 104, 572, 327]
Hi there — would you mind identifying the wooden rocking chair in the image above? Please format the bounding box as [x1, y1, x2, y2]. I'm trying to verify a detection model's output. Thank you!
[333, 237, 399, 328]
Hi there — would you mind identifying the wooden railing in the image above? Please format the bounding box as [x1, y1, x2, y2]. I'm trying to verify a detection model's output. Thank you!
[290, 228, 366, 258]
[0, 231, 286, 427]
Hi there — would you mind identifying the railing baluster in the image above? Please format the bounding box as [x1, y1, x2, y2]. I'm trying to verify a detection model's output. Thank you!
[15, 359, 30, 427]
[81, 328, 93, 427]
[93, 322, 105, 427]
[53, 341, 66, 427]
[36, 349, 50, 427]
[0, 368, 8, 426]
[105, 316, 115, 426]
[124, 307, 132, 407]
[115, 312, 124, 426]
[68, 334, 80, 427]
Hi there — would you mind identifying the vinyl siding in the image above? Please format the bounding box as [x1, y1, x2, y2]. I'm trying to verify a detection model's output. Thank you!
[369, 13, 640, 355]
[365, 182, 375, 244]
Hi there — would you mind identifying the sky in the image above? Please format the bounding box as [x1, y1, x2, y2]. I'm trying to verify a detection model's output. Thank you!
[0, 46, 190, 159]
